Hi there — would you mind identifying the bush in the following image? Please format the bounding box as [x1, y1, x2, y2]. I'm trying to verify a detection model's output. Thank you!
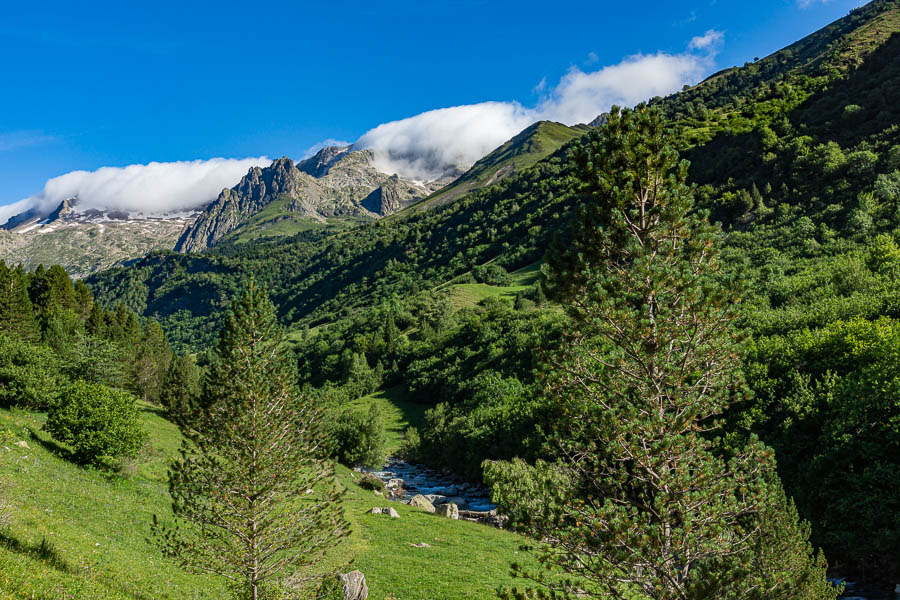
[0, 334, 61, 410]
[44, 381, 146, 468]
[331, 403, 386, 469]
[398, 427, 422, 463]
[357, 473, 386, 492]
[472, 264, 512, 286]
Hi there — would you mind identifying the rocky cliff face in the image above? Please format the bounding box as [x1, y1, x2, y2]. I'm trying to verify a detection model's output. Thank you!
[296, 145, 352, 177]
[362, 175, 426, 215]
[175, 150, 433, 253]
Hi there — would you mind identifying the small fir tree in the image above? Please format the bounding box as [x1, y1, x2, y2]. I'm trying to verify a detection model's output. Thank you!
[159, 353, 201, 427]
[152, 278, 347, 600]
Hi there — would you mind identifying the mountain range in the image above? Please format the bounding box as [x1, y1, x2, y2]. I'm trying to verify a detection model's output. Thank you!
[0, 118, 589, 272]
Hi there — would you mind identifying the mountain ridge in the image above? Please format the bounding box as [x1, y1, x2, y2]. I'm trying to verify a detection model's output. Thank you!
[411, 120, 587, 210]
[174, 152, 433, 253]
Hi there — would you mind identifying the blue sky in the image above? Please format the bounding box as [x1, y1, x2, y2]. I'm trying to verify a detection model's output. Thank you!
[0, 0, 870, 216]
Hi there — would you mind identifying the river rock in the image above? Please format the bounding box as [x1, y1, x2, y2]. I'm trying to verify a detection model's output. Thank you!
[387, 478, 404, 489]
[436, 502, 459, 519]
[424, 494, 446, 504]
[459, 509, 508, 528]
[367, 507, 399, 518]
[339, 570, 368, 600]
[408, 494, 436, 513]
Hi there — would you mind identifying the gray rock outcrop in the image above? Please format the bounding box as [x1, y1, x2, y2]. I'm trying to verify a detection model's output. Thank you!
[366, 507, 400, 518]
[361, 175, 425, 216]
[339, 570, 368, 600]
[408, 494, 436, 513]
[436, 502, 459, 519]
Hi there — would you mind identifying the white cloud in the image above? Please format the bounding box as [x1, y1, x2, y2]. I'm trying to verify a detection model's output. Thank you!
[797, 0, 832, 7]
[6, 31, 727, 221]
[3, 157, 269, 225]
[689, 29, 725, 51]
[357, 102, 537, 180]
[539, 52, 709, 124]
[355, 35, 720, 180]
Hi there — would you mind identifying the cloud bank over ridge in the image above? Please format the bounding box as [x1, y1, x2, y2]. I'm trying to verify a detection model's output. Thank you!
[356, 34, 722, 180]
[2, 157, 269, 226]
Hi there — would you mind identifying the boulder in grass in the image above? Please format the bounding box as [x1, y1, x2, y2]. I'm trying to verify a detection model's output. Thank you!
[366, 507, 399, 518]
[408, 494, 436, 513]
[339, 570, 368, 600]
[436, 502, 459, 519]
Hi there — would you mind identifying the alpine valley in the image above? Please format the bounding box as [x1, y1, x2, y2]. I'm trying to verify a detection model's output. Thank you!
[3, 2, 900, 599]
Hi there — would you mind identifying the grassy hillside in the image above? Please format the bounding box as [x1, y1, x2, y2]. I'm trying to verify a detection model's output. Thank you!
[215, 195, 365, 247]
[444, 261, 542, 309]
[348, 386, 428, 453]
[415, 121, 586, 210]
[0, 404, 225, 599]
[0, 403, 537, 599]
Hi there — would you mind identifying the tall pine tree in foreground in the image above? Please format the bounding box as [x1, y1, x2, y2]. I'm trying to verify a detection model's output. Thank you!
[153, 278, 347, 600]
[487, 106, 835, 600]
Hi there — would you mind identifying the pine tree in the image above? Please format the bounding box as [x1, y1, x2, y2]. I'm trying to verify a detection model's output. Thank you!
[73, 281, 93, 320]
[130, 318, 172, 403]
[159, 353, 201, 428]
[533, 284, 547, 307]
[0, 262, 39, 342]
[383, 311, 400, 355]
[153, 278, 347, 600]
[495, 107, 834, 600]
[27, 264, 76, 315]
[86, 304, 107, 337]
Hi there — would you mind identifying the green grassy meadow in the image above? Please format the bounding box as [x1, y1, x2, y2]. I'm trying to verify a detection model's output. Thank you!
[348, 387, 427, 454]
[0, 399, 535, 600]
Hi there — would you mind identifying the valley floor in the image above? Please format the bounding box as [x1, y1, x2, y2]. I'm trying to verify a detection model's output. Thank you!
[0, 399, 535, 600]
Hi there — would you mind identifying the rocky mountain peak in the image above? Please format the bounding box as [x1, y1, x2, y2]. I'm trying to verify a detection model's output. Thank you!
[297, 146, 352, 177]
[587, 113, 609, 128]
[175, 150, 435, 253]
[45, 197, 77, 223]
